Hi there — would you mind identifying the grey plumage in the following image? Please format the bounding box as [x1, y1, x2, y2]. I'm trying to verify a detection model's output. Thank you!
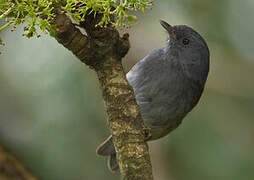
[96, 20, 210, 172]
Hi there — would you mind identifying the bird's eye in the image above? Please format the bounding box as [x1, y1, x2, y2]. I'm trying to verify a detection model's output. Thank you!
[182, 38, 190, 45]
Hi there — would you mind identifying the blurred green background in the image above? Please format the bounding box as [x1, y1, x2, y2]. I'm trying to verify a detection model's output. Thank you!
[0, 0, 254, 179]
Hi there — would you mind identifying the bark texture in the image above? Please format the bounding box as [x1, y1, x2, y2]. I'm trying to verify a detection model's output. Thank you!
[0, 145, 38, 180]
[53, 11, 153, 179]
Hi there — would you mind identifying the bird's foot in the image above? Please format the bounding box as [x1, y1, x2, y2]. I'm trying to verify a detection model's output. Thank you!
[143, 126, 152, 141]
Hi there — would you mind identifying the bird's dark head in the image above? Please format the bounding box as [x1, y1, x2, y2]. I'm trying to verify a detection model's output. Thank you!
[160, 20, 210, 86]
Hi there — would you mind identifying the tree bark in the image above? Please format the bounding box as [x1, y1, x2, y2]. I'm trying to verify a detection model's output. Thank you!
[53, 11, 153, 179]
[97, 58, 153, 180]
[0, 145, 38, 180]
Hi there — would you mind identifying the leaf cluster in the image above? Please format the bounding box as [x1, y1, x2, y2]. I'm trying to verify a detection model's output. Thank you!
[0, 0, 153, 44]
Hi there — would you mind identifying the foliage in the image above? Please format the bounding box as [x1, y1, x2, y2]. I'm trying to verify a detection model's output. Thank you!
[0, 0, 153, 43]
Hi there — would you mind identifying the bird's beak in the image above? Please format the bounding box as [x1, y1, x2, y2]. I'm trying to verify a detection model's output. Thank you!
[160, 20, 175, 40]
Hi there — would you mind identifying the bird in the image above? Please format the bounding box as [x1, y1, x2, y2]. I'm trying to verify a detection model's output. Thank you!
[96, 20, 210, 172]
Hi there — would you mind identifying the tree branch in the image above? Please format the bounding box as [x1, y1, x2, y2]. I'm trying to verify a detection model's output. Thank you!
[0, 144, 38, 180]
[52, 11, 153, 179]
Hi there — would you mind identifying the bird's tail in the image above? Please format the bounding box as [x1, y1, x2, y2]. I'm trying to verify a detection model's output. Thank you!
[96, 135, 119, 172]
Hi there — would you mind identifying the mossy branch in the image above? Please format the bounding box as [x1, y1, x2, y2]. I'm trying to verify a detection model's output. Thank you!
[52, 11, 153, 179]
[0, 1, 154, 179]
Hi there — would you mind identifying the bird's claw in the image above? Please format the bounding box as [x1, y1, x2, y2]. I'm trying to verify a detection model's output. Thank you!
[143, 127, 152, 141]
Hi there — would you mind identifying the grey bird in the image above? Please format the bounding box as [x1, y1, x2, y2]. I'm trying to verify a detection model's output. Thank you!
[96, 20, 210, 172]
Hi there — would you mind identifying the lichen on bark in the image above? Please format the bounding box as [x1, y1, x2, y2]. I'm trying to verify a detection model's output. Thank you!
[97, 58, 153, 179]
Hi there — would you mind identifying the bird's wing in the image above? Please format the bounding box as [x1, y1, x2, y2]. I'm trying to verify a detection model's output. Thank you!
[126, 48, 165, 94]
[126, 48, 188, 128]
[126, 48, 176, 122]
